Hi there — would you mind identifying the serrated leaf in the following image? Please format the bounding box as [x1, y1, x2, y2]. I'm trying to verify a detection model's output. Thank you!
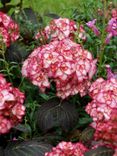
[36, 98, 79, 132]
[84, 146, 114, 156]
[5, 140, 52, 156]
[79, 126, 95, 143]
[45, 13, 60, 19]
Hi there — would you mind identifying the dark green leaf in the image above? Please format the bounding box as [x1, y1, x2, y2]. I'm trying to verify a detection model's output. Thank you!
[12, 8, 43, 41]
[5, 42, 28, 63]
[36, 98, 79, 132]
[44, 13, 60, 19]
[84, 146, 115, 156]
[13, 124, 31, 133]
[79, 126, 95, 143]
[5, 140, 52, 156]
[78, 117, 92, 126]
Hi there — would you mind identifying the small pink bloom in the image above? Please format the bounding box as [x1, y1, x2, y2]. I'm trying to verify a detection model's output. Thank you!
[86, 19, 100, 36]
[111, 9, 117, 19]
[105, 17, 117, 44]
[106, 65, 117, 79]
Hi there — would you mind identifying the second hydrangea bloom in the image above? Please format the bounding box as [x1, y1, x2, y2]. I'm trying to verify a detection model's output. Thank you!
[22, 38, 97, 99]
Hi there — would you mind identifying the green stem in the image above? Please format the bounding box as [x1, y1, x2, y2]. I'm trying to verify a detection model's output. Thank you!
[1, 44, 12, 82]
[98, 0, 107, 75]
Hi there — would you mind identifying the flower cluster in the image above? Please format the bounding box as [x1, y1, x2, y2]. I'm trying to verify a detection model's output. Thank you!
[22, 38, 97, 99]
[0, 74, 25, 134]
[85, 77, 117, 147]
[0, 11, 19, 47]
[105, 10, 117, 44]
[86, 8, 117, 44]
[35, 17, 86, 41]
[45, 141, 88, 156]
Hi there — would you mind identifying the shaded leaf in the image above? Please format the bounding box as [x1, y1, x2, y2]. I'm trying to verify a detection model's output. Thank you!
[84, 146, 115, 156]
[0, 5, 15, 13]
[79, 126, 95, 143]
[5, 140, 52, 156]
[1, 0, 11, 5]
[67, 129, 81, 141]
[12, 8, 43, 41]
[13, 123, 31, 133]
[78, 117, 92, 126]
[5, 42, 28, 63]
[45, 13, 60, 19]
[37, 98, 79, 132]
[0, 147, 4, 156]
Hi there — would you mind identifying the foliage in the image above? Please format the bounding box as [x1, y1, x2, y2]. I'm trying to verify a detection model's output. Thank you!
[0, 0, 117, 155]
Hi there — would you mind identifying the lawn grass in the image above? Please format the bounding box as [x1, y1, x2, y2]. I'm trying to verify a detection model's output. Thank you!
[1, 0, 117, 22]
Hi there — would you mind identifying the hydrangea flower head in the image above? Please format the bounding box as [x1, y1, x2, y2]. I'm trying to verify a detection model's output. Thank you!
[0, 74, 25, 134]
[45, 141, 88, 156]
[35, 17, 86, 41]
[0, 11, 19, 47]
[85, 75, 117, 147]
[22, 38, 97, 99]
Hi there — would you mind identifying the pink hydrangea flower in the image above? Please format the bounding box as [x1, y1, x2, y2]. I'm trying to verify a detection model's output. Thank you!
[86, 19, 100, 36]
[78, 25, 87, 41]
[35, 18, 86, 41]
[0, 74, 25, 134]
[22, 38, 97, 99]
[45, 141, 88, 156]
[85, 77, 117, 147]
[0, 11, 19, 47]
[113, 148, 117, 156]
